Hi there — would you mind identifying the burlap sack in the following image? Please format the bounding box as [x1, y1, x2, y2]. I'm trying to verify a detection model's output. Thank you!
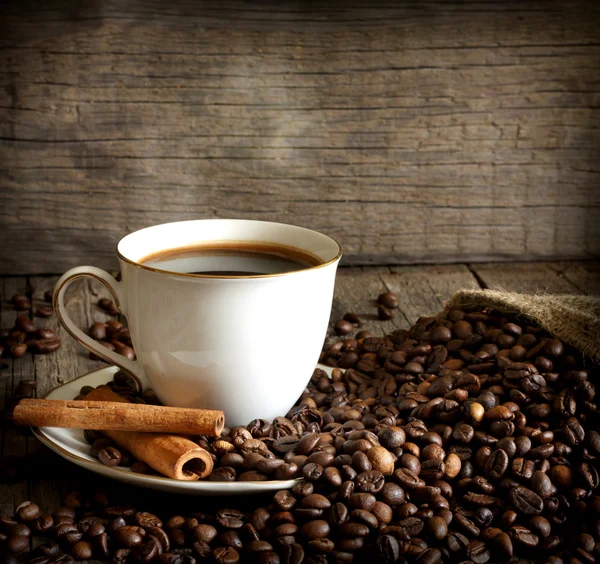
[446, 289, 600, 363]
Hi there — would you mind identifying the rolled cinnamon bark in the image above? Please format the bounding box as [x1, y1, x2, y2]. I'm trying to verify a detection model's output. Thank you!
[27, 386, 215, 480]
[85, 387, 215, 479]
[13, 398, 224, 436]
[103, 429, 214, 481]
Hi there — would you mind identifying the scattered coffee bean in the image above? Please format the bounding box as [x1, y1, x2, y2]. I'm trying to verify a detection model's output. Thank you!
[98, 446, 122, 467]
[35, 306, 54, 318]
[377, 292, 398, 309]
[334, 320, 354, 336]
[15, 501, 40, 522]
[11, 293, 31, 311]
[89, 322, 107, 341]
[98, 298, 119, 315]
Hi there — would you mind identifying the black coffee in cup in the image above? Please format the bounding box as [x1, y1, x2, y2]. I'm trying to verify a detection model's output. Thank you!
[140, 243, 322, 276]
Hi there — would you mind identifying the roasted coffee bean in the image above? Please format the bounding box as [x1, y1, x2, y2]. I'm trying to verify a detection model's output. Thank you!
[465, 540, 490, 563]
[71, 540, 93, 560]
[15, 315, 35, 333]
[551, 464, 574, 488]
[509, 485, 544, 515]
[334, 320, 354, 336]
[426, 516, 448, 540]
[531, 470, 553, 499]
[113, 340, 135, 360]
[98, 298, 119, 315]
[98, 446, 122, 467]
[375, 534, 400, 563]
[529, 515, 552, 538]
[216, 509, 244, 529]
[7, 533, 29, 553]
[579, 461, 600, 489]
[33, 337, 61, 354]
[397, 516, 424, 537]
[11, 343, 27, 357]
[136, 511, 162, 528]
[14, 500, 40, 522]
[484, 449, 509, 480]
[212, 547, 240, 563]
[89, 322, 107, 340]
[324, 503, 348, 527]
[115, 525, 145, 548]
[393, 467, 420, 490]
[512, 457, 535, 480]
[447, 531, 470, 553]
[300, 520, 330, 540]
[113, 549, 132, 564]
[462, 492, 496, 507]
[509, 525, 539, 547]
[136, 535, 162, 563]
[11, 294, 30, 310]
[35, 305, 54, 318]
[378, 292, 398, 309]
[189, 524, 217, 543]
[379, 482, 405, 507]
[339, 521, 370, 538]
[354, 470, 384, 493]
[30, 515, 53, 534]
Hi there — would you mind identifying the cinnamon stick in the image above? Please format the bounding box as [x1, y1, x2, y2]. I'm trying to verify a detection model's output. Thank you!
[103, 429, 214, 481]
[25, 386, 217, 480]
[14, 398, 224, 436]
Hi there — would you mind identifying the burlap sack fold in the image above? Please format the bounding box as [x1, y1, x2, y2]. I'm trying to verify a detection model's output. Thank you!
[446, 289, 600, 363]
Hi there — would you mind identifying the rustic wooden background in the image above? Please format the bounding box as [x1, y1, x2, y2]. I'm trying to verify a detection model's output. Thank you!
[1, 0, 599, 274]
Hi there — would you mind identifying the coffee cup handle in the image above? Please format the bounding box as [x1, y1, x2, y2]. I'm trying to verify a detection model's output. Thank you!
[53, 266, 149, 392]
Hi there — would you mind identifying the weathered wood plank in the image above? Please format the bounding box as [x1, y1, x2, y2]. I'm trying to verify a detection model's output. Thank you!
[381, 265, 480, 324]
[468, 261, 599, 294]
[0, 0, 599, 273]
[0, 275, 120, 518]
[330, 267, 405, 338]
[0, 277, 31, 517]
[329, 264, 480, 338]
[26, 276, 116, 517]
[557, 262, 600, 295]
[29, 276, 112, 398]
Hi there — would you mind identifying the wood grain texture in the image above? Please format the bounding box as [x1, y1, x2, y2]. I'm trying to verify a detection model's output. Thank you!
[469, 261, 600, 294]
[0, 277, 30, 517]
[328, 265, 478, 345]
[29, 276, 115, 396]
[2, 275, 114, 518]
[1, 1, 599, 273]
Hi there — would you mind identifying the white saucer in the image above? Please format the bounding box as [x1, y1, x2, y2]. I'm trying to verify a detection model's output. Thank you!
[33, 365, 332, 496]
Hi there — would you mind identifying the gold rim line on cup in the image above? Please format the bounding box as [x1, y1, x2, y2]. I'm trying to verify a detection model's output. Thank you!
[114, 223, 343, 280]
[32, 367, 302, 486]
[52, 272, 144, 392]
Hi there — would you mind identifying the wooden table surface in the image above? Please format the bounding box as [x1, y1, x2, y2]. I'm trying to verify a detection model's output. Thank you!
[1, 260, 599, 554]
[2, 1, 600, 272]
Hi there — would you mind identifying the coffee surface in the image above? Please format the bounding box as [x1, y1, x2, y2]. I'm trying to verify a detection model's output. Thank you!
[140, 242, 321, 276]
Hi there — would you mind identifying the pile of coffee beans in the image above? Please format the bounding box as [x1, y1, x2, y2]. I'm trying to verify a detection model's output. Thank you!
[87, 299, 136, 361]
[5, 294, 600, 562]
[0, 291, 60, 362]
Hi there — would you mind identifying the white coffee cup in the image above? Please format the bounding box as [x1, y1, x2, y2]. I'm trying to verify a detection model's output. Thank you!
[54, 219, 341, 427]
